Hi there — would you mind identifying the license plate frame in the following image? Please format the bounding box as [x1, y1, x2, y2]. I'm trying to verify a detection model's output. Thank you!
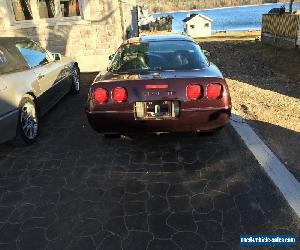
[135, 101, 179, 120]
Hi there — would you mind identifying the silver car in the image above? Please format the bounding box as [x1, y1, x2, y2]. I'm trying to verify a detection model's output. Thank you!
[0, 37, 80, 144]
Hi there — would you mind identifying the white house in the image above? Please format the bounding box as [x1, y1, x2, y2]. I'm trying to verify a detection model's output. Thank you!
[183, 14, 213, 38]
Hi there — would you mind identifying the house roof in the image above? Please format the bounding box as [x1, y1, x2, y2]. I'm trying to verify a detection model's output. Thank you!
[183, 14, 213, 23]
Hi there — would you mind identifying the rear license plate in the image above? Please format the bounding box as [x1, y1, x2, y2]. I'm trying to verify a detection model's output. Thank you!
[135, 101, 179, 120]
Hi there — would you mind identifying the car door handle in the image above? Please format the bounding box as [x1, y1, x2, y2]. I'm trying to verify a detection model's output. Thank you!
[37, 74, 45, 80]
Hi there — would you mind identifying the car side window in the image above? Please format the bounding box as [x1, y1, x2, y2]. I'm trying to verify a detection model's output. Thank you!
[0, 50, 7, 65]
[109, 48, 123, 72]
[16, 41, 49, 68]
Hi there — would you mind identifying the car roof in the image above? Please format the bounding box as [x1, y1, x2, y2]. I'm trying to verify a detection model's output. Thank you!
[125, 34, 194, 44]
[0, 37, 31, 75]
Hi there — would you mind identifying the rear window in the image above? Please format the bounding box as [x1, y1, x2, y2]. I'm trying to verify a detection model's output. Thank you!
[109, 40, 209, 73]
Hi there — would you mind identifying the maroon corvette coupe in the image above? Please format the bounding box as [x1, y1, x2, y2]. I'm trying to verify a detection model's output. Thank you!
[86, 35, 231, 134]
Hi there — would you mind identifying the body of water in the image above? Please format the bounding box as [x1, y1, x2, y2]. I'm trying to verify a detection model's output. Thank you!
[153, 3, 300, 33]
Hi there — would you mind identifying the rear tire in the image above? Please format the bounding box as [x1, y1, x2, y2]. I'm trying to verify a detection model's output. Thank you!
[196, 126, 225, 136]
[103, 133, 121, 139]
[70, 66, 80, 95]
[15, 96, 39, 145]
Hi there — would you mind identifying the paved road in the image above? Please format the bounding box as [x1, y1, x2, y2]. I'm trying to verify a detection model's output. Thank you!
[0, 81, 299, 250]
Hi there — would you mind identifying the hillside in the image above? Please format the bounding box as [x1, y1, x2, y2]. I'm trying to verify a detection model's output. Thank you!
[141, 0, 287, 12]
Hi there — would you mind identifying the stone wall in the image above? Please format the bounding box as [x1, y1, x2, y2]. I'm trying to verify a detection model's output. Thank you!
[0, 8, 4, 30]
[0, 0, 137, 72]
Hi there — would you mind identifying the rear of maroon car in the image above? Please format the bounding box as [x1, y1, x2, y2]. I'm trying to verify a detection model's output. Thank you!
[86, 35, 231, 133]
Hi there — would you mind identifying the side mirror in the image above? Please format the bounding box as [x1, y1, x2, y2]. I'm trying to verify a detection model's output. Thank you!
[108, 54, 114, 61]
[52, 53, 62, 61]
[203, 50, 211, 58]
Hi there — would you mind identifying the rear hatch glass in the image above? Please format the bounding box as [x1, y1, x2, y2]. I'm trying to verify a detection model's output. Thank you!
[109, 41, 209, 73]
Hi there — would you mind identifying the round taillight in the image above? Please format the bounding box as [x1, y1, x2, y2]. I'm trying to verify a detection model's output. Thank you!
[187, 84, 202, 101]
[112, 87, 128, 102]
[207, 83, 223, 100]
[93, 88, 109, 104]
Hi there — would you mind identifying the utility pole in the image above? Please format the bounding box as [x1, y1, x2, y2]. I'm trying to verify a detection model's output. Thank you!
[289, 0, 294, 13]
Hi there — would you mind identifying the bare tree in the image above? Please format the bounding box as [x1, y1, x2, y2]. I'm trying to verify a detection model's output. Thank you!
[289, 0, 294, 13]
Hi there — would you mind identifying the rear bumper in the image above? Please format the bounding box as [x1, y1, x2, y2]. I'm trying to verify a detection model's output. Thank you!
[86, 108, 231, 133]
[0, 109, 18, 144]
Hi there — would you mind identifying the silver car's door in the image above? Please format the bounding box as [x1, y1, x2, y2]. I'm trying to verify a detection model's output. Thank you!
[42, 51, 72, 100]
[0, 77, 10, 115]
[16, 41, 65, 115]
[0, 74, 18, 143]
[0, 50, 11, 116]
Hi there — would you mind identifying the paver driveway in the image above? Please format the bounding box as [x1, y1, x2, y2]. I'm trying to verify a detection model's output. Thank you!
[0, 80, 299, 250]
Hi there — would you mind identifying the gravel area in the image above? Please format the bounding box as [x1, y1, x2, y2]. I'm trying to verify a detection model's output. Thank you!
[200, 38, 300, 181]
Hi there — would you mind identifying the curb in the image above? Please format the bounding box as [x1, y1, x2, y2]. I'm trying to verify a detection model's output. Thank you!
[230, 114, 300, 217]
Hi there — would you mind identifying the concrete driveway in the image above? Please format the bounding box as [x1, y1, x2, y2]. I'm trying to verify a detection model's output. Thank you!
[0, 80, 299, 250]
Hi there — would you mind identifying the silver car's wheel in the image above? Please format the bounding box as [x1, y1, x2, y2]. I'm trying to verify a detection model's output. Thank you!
[18, 97, 39, 144]
[71, 66, 80, 94]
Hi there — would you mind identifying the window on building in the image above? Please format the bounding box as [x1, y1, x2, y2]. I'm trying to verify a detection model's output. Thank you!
[205, 23, 210, 28]
[11, 0, 33, 20]
[16, 41, 49, 68]
[38, 0, 55, 18]
[60, 0, 81, 17]
[190, 25, 195, 29]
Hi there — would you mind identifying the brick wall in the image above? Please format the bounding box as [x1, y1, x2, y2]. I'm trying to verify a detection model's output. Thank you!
[0, 0, 137, 72]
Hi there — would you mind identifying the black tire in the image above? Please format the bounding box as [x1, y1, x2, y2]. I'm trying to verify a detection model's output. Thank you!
[196, 126, 225, 136]
[213, 126, 225, 133]
[70, 66, 80, 95]
[16, 96, 39, 145]
[103, 133, 121, 139]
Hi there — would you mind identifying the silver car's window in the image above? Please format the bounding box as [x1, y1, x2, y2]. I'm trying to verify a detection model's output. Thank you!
[0, 50, 7, 65]
[16, 41, 49, 68]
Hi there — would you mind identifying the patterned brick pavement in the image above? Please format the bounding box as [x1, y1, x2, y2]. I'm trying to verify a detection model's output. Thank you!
[0, 83, 299, 250]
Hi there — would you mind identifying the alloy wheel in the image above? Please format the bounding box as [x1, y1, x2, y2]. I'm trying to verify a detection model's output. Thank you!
[20, 102, 38, 140]
[72, 67, 80, 91]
